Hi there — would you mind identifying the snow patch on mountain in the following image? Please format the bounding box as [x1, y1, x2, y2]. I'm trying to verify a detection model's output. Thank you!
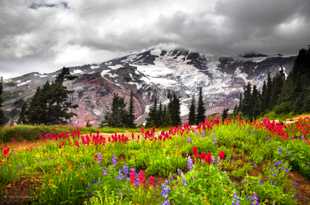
[109, 64, 123, 70]
[17, 80, 31, 87]
[73, 69, 83, 74]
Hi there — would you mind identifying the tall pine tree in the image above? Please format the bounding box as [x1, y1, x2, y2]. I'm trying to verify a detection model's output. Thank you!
[105, 94, 128, 127]
[146, 95, 158, 127]
[196, 87, 205, 124]
[127, 91, 136, 128]
[188, 96, 196, 125]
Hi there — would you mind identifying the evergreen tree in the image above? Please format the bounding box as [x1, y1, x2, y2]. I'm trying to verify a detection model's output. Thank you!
[261, 80, 268, 112]
[240, 83, 252, 119]
[232, 105, 239, 117]
[25, 68, 77, 124]
[251, 85, 261, 119]
[222, 108, 229, 122]
[270, 69, 285, 106]
[162, 105, 170, 127]
[127, 91, 136, 128]
[0, 78, 8, 125]
[146, 96, 158, 127]
[18, 101, 28, 124]
[266, 73, 272, 110]
[105, 94, 128, 127]
[168, 93, 181, 126]
[156, 102, 163, 127]
[188, 96, 196, 125]
[196, 87, 205, 124]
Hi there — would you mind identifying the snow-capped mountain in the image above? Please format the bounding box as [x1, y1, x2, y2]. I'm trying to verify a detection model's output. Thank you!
[2, 45, 296, 126]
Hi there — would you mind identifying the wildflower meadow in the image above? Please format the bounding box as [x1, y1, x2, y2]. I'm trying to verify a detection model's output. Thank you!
[0, 117, 309, 205]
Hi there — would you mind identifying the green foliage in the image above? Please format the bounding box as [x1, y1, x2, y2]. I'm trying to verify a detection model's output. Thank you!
[0, 124, 73, 142]
[170, 165, 235, 205]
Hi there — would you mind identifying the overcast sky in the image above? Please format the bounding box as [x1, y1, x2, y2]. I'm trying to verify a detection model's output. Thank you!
[1, 0, 310, 79]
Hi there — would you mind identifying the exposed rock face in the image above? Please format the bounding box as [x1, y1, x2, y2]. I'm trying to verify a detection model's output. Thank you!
[2, 45, 295, 126]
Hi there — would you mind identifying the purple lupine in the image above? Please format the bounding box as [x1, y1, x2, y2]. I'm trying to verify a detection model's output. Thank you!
[117, 169, 124, 180]
[161, 183, 171, 199]
[251, 192, 259, 205]
[96, 153, 103, 164]
[162, 199, 170, 205]
[187, 156, 193, 171]
[187, 137, 192, 143]
[112, 155, 117, 166]
[102, 168, 107, 176]
[274, 160, 282, 167]
[232, 192, 240, 205]
[123, 164, 129, 177]
[134, 176, 139, 187]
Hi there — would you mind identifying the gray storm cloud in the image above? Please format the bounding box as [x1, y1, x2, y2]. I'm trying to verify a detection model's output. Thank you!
[0, 0, 309, 78]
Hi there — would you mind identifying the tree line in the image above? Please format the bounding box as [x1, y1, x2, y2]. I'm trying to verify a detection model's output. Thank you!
[145, 87, 206, 127]
[103, 91, 136, 128]
[18, 68, 77, 124]
[234, 47, 310, 119]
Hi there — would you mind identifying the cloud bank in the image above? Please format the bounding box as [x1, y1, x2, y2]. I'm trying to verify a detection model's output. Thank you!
[0, 0, 309, 78]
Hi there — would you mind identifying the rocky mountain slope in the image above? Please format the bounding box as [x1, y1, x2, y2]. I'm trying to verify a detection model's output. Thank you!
[2, 45, 296, 126]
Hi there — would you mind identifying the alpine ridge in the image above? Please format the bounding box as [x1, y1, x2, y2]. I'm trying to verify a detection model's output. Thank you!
[2, 45, 296, 126]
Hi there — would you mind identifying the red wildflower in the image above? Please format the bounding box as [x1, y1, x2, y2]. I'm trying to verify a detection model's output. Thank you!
[205, 152, 212, 164]
[200, 152, 207, 161]
[129, 168, 136, 185]
[192, 146, 199, 158]
[74, 140, 80, 147]
[138, 170, 145, 186]
[2, 146, 10, 158]
[218, 151, 225, 160]
[149, 176, 155, 187]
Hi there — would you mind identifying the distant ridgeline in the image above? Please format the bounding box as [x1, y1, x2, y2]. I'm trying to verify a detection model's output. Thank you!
[235, 47, 310, 119]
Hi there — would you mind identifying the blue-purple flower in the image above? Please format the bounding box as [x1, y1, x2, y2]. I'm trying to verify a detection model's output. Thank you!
[112, 155, 117, 166]
[96, 153, 103, 164]
[187, 156, 193, 171]
[123, 164, 129, 176]
[274, 160, 282, 167]
[161, 183, 171, 199]
[117, 169, 124, 180]
[162, 199, 170, 205]
[102, 168, 107, 176]
[232, 192, 240, 205]
[251, 192, 259, 205]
